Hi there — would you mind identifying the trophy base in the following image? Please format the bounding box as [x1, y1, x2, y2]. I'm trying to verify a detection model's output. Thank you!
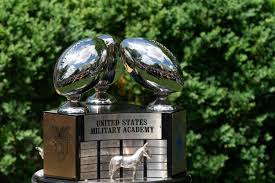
[147, 96, 177, 112]
[58, 101, 87, 114]
[32, 170, 191, 183]
[86, 92, 116, 105]
[42, 104, 187, 181]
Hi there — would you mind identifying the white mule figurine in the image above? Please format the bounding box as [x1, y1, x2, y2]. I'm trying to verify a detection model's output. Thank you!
[109, 143, 151, 181]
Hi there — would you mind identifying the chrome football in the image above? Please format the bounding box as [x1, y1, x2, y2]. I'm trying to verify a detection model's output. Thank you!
[86, 34, 123, 105]
[120, 37, 183, 111]
[53, 38, 107, 114]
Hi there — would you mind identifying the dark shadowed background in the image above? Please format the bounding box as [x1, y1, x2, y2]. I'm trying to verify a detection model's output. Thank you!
[0, 0, 274, 182]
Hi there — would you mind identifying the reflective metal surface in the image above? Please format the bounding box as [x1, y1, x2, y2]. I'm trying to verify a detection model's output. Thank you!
[147, 170, 168, 178]
[123, 170, 144, 179]
[53, 38, 107, 114]
[80, 141, 97, 150]
[84, 113, 162, 141]
[109, 143, 151, 180]
[80, 164, 97, 173]
[86, 34, 123, 106]
[100, 148, 120, 156]
[87, 103, 145, 114]
[146, 140, 167, 147]
[147, 162, 167, 170]
[36, 147, 44, 159]
[101, 140, 120, 148]
[120, 38, 183, 111]
[80, 171, 97, 180]
[149, 155, 167, 162]
[123, 140, 144, 147]
[32, 169, 191, 183]
[80, 156, 97, 165]
[80, 149, 97, 157]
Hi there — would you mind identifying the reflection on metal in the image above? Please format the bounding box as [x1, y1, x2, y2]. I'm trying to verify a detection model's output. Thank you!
[147, 170, 168, 178]
[146, 147, 167, 155]
[122, 140, 144, 147]
[84, 113, 162, 141]
[79, 141, 98, 176]
[53, 38, 107, 114]
[80, 164, 97, 173]
[120, 37, 184, 112]
[80, 141, 97, 150]
[100, 155, 114, 163]
[146, 139, 167, 147]
[100, 163, 111, 170]
[147, 162, 167, 170]
[80, 156, 97, 165]
[36, 147, 44, 159]
[101, 140, 120, 148]
[100, 148, 120, 156]
[80, 171, 97, 180]
[109, 143, 151, 181]
[80, 149, 97, 157]
[149, 155, 167, 163]
[123, 170, 144, 178]
[101, 170, 120, 179]
[86, 34, 123, 105]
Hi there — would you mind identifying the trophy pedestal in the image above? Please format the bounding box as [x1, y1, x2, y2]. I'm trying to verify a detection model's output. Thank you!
[32, 169, 191, 183]
[40, 104, 186, 182]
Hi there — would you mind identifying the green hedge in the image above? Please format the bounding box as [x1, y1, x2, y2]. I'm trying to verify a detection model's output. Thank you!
[0, 0, 274, 182]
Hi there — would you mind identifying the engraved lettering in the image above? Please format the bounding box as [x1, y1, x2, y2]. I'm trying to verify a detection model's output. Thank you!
[84, 113, 162, 140]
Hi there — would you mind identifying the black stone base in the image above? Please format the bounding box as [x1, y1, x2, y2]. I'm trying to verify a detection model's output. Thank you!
[32, 170, 191, 183]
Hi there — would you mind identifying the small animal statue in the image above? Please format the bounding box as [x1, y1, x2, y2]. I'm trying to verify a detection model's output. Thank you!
[36, 147, 44, 159]
[109, 142, 151, 181]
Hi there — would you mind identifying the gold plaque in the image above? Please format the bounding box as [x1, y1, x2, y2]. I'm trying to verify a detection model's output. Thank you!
[43, 112, 77, 179]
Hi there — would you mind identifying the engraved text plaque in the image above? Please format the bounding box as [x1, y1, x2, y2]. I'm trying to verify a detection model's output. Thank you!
[84, 113, 162, 141]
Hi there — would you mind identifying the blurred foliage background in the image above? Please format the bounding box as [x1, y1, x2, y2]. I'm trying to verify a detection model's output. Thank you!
[0, 0, 275, 182]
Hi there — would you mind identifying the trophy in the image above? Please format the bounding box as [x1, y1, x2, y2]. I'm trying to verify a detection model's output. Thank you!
[120, 37, 184, 111]
[32, 36, 190, 183]
[53, 37, 108, 114]
[86, 34, 123, 105]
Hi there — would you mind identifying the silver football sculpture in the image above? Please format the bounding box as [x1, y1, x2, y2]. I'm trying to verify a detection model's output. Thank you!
[53, 38, 107, 114]
[86, 34, 123, 105]
[120, 37, 184, 111]
[109, 143, 151, 181]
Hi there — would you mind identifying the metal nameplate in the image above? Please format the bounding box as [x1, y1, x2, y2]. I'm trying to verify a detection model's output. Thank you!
[147, 162, 167, 170]
[147, 147, 167, 155]
[84, 113, 162, 141]
[100, 163, 110, 171]
[80, 164, 97, 173]
[147, 170, 168, 178]
[101, 170, 120, 178]
[150, 155, 167, 162]
[123, 170, 144, 178]
[80, 149, 97, 157]
[123, 140, 144, 147]
[100, 148, 120, 156]
[100, 155, 115, 163]
[123, 147, 143, 155]
[80, 157, 97, 165]
[80, 171, 97, 180]
[80, 141, 97, 150]
[147, 140, 167, 147]
[101, 140, 120, 148]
